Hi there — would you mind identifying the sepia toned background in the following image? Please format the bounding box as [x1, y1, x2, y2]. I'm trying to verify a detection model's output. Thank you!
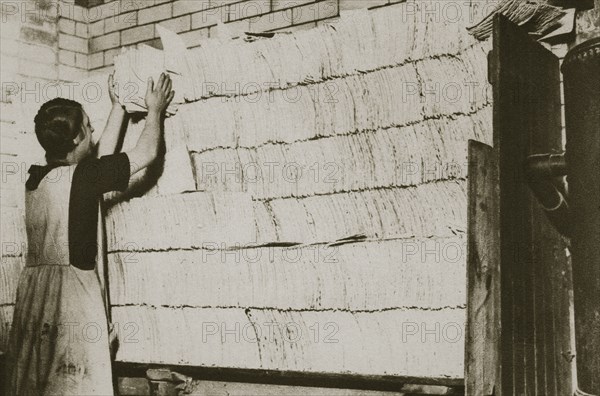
[1, 0, 598, 394]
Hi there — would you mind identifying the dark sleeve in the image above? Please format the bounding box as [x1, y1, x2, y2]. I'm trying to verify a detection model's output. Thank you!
[68, 152, 130, 270]
[72, 152, 131, 195]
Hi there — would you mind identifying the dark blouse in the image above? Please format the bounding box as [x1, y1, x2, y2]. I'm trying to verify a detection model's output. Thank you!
[26, 152, 131, 270]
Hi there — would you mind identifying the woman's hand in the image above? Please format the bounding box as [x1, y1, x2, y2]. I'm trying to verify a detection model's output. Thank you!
[127, 73, 175, 176]
[97, 72, 127, 156]
[145, 73, 175, 114]
[108, 72, 119, 105]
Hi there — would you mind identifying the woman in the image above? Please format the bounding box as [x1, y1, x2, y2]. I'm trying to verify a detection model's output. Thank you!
[4, 73, 174, 395]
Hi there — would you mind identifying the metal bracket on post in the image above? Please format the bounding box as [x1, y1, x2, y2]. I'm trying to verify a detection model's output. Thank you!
[525, 153, 567, 178]
[525, 152, 570, 237]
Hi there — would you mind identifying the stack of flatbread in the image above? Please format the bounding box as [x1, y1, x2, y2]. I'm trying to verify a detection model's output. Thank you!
[468, 0, 565, 40]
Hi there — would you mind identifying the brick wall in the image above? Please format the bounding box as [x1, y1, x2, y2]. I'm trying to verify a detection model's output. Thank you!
[0, 0, 63, 350]
[9, 0, 544, 80]
[1, 0, 60, 86]
[0, 0, 94, 85]
[73, 0, 406, 73]
[57, 2, 90, 80]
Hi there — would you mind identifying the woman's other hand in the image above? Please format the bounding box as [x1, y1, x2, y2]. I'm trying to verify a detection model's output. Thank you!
[145, 73, 175, 114]
[126, 72, 175, 176]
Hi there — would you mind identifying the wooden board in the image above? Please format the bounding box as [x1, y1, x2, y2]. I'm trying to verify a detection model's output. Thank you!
[465, 141, 500, 396]
[182, 380, 442, 396]
[465, 15, 575, 395]
[117, 375, 459, 396]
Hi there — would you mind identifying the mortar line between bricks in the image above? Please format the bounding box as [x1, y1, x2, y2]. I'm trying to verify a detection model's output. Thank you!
[106, 222, 466, 255]
[108, 174, 467, 210]
[188, 102, 492, 155]
[258, 175, 467, 202]
[111, 303, 467, 314]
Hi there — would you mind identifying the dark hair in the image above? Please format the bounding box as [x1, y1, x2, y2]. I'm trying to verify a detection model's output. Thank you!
[34, 98, 84, 164]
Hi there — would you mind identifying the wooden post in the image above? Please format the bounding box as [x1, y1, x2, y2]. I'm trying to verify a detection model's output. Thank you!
[466, 15, 576, 395]
[466, 141, 500, 396]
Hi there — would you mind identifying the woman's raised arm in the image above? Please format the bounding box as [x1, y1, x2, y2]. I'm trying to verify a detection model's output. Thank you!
[96, 73, 127, 157]
[126, 73, 174, 176]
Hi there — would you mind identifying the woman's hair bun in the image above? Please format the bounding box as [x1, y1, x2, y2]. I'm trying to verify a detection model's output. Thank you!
[34, 98, 84, 162]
